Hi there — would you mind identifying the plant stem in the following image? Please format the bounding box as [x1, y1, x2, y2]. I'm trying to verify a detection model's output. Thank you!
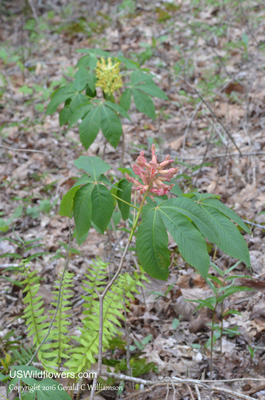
[111, 193, 139, 210]
[90, 184, 152, 400]
[210, 304, 217, 380]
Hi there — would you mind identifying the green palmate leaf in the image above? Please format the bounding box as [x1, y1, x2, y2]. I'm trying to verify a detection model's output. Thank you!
[101, 105, 123, 148]
[158, 203, 209, 278]
[72, 174, 94, 187]
[134, 83, 168, 99]
[79, 105, 101, 149]
[116, 54, 139, 69]
[199, 206, 251, 267]
[70, 92, 88, 111]
[74, 156, 111, 180]
[76, 54, 91, 68]
[68, 103, 93, 128]
[192, 192, 220, 201]
[117, 179, 132, 220]
[77, 48, 111, 57]
[104, 100, 131, 120]
[162, 197, 219, 244]
[119, 88, 132, 111]
[46, 86, 75, 115]
[136, 206, 170, 280]
[131, 70, 154, 85]
[88, 71, 96, 94]
[59, 105, 72, 126]
[132, 89, 156, 120]
[73, 184, 94, 240]
[200, 198, 251, 234]
[73, 66, 88, 91]
[59, 186, 80, 217]
[91, 184, 114, 233]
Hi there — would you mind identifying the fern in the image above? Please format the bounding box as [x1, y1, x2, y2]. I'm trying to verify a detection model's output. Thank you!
[40, 272, 74, 371]
[21, 264, 49, 365]
[12, 345, 36, 365]
[66, 258, 146, 372]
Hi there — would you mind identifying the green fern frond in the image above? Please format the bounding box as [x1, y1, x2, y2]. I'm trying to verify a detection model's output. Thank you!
[21, 265, 49, 345]
[40, 271, 74, 371]
[12, 345, 36, 365]
[66, 258, 146, 373]
[21, 264, 49, 364]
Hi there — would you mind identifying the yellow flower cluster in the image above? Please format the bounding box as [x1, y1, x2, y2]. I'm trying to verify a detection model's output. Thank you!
[95, 57, 123, 96]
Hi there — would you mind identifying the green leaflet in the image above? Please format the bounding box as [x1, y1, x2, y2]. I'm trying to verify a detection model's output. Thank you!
[136, 206, 170, 280]
[79, 105, 101, 149]
[73, 66, 88, 91]
[46, 86, 75, 115]
[117, 179, 132, 220]
[100, 105, 123, 148]
[132, 88, 156, 120]
[119, 88, 132, 111]
[74, 156, 111, 180]
[68, 103, 93, 128]
[91, 184, 114, 233]
[72, 174, 94, 187]
[59, 105, 72, 126]
[157, 203, 210, 279]
[200, 198, 251, 233]
[104, 100, 130, 120]
[70, 92, 88, 111]
[199, 205, 251, 267]
[134, 83, 168, 99]
[73, 184, 94, 240]
[130, 70, 154, 85]
[59, 186, 80, 217]
[160, 197, 220, 244]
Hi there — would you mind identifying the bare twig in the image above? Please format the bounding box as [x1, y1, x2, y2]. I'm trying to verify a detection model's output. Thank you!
[26, 0, 39, 22]
[176, 76, 242, 155]
[0, 144, 49, 154]
[182, 100, 202, 151]
[177, 151, 265, 161]
[242, 220, 265, 230]
[195, 384, 202, 400]
[212, 386, 256, 400]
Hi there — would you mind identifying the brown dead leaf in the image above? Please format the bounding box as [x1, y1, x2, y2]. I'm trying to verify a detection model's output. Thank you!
[223, 82, 245, 95]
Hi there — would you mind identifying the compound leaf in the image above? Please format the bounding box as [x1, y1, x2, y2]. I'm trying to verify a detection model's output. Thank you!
[79, 105, 101, 149]
[136, 206, 170, 280]
[132, 89, 155, 120]
[158, 204, 209, 278]
[91, 184, 114, 233]
[74, 156, 111, 180]
[101, 105, 123, 148]
[73, 184, 93, 240]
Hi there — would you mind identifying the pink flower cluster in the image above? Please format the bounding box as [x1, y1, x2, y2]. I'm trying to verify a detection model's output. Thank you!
[126, 144, 178, 196]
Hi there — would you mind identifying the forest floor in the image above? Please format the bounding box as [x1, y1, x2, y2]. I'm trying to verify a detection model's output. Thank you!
[0, 0, 265, 399]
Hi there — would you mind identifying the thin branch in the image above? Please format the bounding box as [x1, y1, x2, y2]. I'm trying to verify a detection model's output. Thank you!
[242, 219, 265, 229]
[177, 151, 265, 161]
[0, 144, 49, 154]
[195, 384, 202, 400]
[212, 386, 256, 400]
[26, 0, 39, 22]
[176, 76, 242, 155]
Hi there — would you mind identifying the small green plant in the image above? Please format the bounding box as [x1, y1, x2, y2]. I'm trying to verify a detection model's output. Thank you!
[187, 261, 254, 378]
[46, 49, 168, 152]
